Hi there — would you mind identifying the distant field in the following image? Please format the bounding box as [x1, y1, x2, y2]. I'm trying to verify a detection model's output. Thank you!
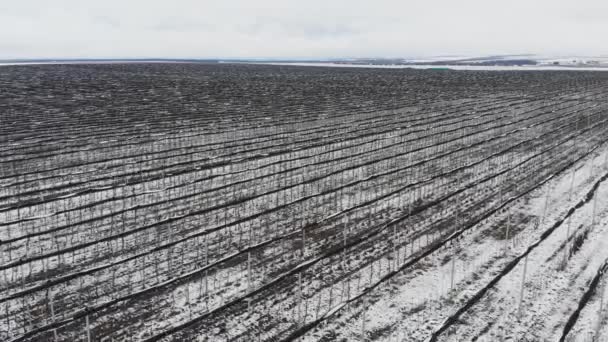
[250, 61, 608, 71]
[2, 64, 608, 341]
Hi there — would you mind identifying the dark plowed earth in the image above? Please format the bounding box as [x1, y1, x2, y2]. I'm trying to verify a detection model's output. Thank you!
[1, 63, 608, 342]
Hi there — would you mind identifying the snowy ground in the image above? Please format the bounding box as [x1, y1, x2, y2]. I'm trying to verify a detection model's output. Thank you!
[303, 147, 608, 341]
[249, 62, 608, 72]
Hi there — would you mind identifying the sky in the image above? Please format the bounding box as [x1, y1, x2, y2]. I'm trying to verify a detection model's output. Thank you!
[0, 0, 606, 59]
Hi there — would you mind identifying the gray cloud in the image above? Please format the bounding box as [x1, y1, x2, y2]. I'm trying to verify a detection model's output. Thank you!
[1, 0, 606, 59]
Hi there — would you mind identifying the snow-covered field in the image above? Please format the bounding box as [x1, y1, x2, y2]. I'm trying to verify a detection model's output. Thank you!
[250, 61, 608, 71]
[305, 146, 608, 342]
[2, 63, 608, 341]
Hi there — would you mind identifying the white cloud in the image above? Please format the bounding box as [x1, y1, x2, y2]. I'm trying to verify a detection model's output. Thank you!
[0, 0, 606, 58]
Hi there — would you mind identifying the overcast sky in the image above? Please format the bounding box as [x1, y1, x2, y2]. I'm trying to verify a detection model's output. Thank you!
[1, 0, 606, 59]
